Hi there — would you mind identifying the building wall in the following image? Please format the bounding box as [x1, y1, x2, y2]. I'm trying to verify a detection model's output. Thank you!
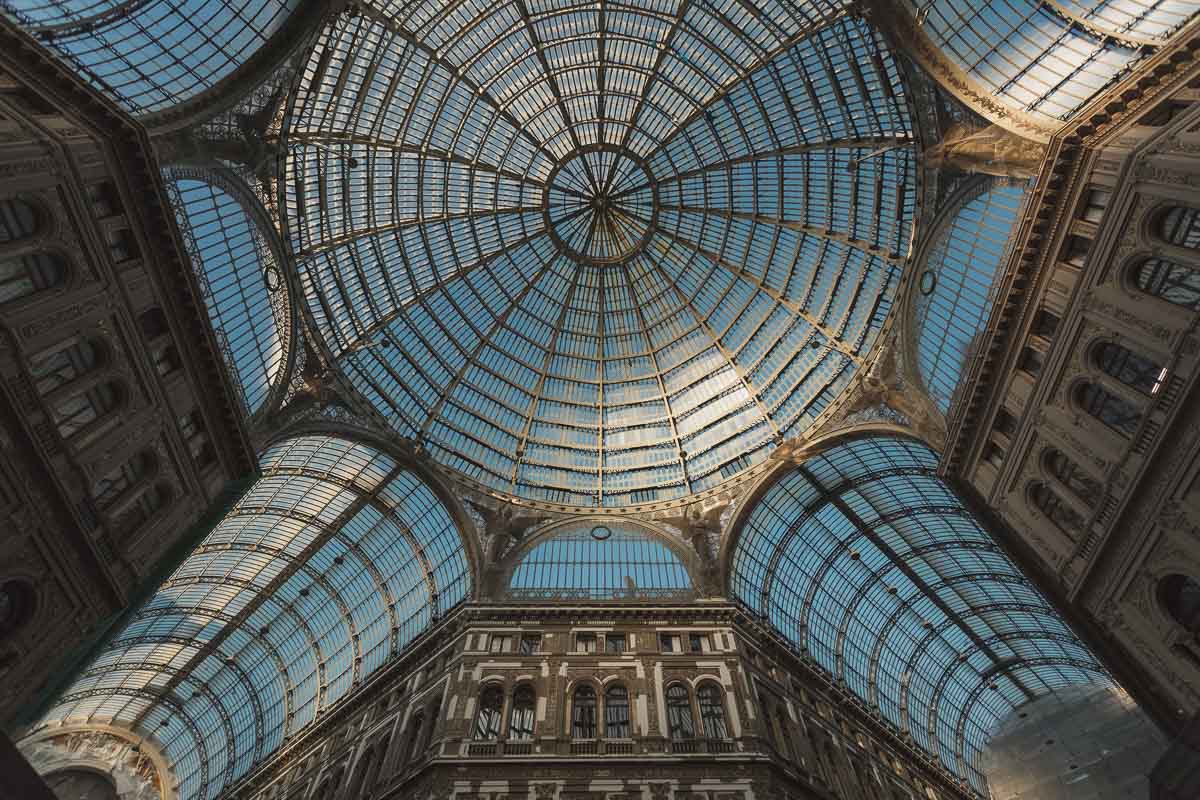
[946, 22, 1200, 743]
[227, 606, 969, 800]
[0, 29, 255, 728]
[980, 683, 1166, 799]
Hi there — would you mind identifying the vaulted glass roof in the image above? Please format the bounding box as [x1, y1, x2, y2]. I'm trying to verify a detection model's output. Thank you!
[167, 171, 288, 418]
[283, 2, 917, 509]
[915, 178, 1028, 414]
[1, 0, 300, 115]
[35, 435, 471, 800]
[915, 0, 1197, 123]
[730, 435, 1110, 792]
[507, 520, 694, 600]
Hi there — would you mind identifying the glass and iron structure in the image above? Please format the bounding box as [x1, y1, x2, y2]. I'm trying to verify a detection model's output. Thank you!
[914, 179, 1028, 413]
[0, 0, 301, 115]
[506, 521, 693, 601]
[730, 434, 1110, 792]
[34, 435, 472, 800]
[283, 3, 917, 508]
[908, 0, 1196, 123]
[167, 169, 291, 418]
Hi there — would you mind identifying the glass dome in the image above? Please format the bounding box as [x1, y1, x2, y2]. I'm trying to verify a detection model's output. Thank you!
[284, 3, 918, 509]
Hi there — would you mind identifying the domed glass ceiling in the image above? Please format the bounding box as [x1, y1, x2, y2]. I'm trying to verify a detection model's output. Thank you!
[284, 1, 917, 508]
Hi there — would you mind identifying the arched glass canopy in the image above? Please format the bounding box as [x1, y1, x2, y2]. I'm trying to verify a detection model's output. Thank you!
[915, 179, 1028, 414]
[1, 0, 300, 115]
[167, 172, 288, 417]
[913, 0, 1197, 123]
[730, 435, 1109, 792]
[507, 521, 693, 601]
[34, 435, 471, 800]
[284, 3, 917, 509]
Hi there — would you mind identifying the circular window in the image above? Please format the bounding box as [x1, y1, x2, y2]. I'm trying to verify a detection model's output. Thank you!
[919, 269, 938, 296]
[0, 580, 34, 637]
[590, 525, 612, 541]
[1158, 574, 1200, 633]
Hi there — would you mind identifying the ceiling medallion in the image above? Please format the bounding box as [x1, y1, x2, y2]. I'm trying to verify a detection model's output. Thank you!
[544, 144, 658, 265]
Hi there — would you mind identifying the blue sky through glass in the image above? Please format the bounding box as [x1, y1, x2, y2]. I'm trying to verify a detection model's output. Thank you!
[731, 435, 1110, 791]
[34, 436, 471, 800]
[285, 7, 915, 507]
[508, 521, 693, 600]
[3, 0, 301, 114]
[171, 177, 285, 417]
[916, 180, 1029, 414]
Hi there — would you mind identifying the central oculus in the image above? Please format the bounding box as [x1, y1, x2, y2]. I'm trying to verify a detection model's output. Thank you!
[543, 144, 658, 264]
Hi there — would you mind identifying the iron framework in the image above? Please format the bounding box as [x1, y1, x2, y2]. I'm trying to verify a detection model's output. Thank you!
[729, 434, 1111, 793]
[35, 435, 472, 800]
[282, 1, 918, 508]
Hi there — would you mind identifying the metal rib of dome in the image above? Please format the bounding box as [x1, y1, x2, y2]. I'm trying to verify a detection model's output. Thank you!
[283, 1, 917, 508]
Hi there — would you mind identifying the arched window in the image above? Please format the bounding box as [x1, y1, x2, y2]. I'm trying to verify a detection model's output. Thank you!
[0, 579, 35, 638]
[774, 705, 794, 759]
[0, 197, 39, 243]
[509, 686, 535, 741]
[1030, 482, 1086, 539]
[473, 686, 503, 740]
[604, 685, 630, 739]
[697, 684, 728, 739]
[1132, 257, 1200, 311]
[1076, 382, 1141, 437]
[1158, 206, 1200, 249]
[1134, 258, 1200, 311]
[92, 451, 157, 512]
[50, 379, 123, 440]
[1158, 575, 1200, 633]
[665, 684, 695, 740]
[1094, 342, 1165, 396]
[572, 685, 597, 738]
[115, 482, 172, 533]
[29, 338, 104, 396]
[0, 251, 65, 304]
[1043, 449, 1102, 500]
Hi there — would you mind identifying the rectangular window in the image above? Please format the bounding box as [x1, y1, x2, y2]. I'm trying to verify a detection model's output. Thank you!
[1079, 188, 1111, 223]
[1032, 308, 1060, 340]
[1061, 235, 1091, 268]
[660, 633, 679, 653]
[1018, 346, 1044, 378]
[489, 635, 511, 654]
[106, 228, 138, 263]
[993, 408, 1017, 438]
[982, 442, 1006, 470]
[605, 633, 626, 654]
[87, 182, 121, 218]
[689, 633, 705, 653]
[576, 633, 597, 653]
[519, 634, 541, 655]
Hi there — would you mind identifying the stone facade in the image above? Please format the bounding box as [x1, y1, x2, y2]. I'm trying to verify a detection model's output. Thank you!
[940, 11, 1200, 769]
[226, 605, 968, 800]
[0, 18, 256, 728]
